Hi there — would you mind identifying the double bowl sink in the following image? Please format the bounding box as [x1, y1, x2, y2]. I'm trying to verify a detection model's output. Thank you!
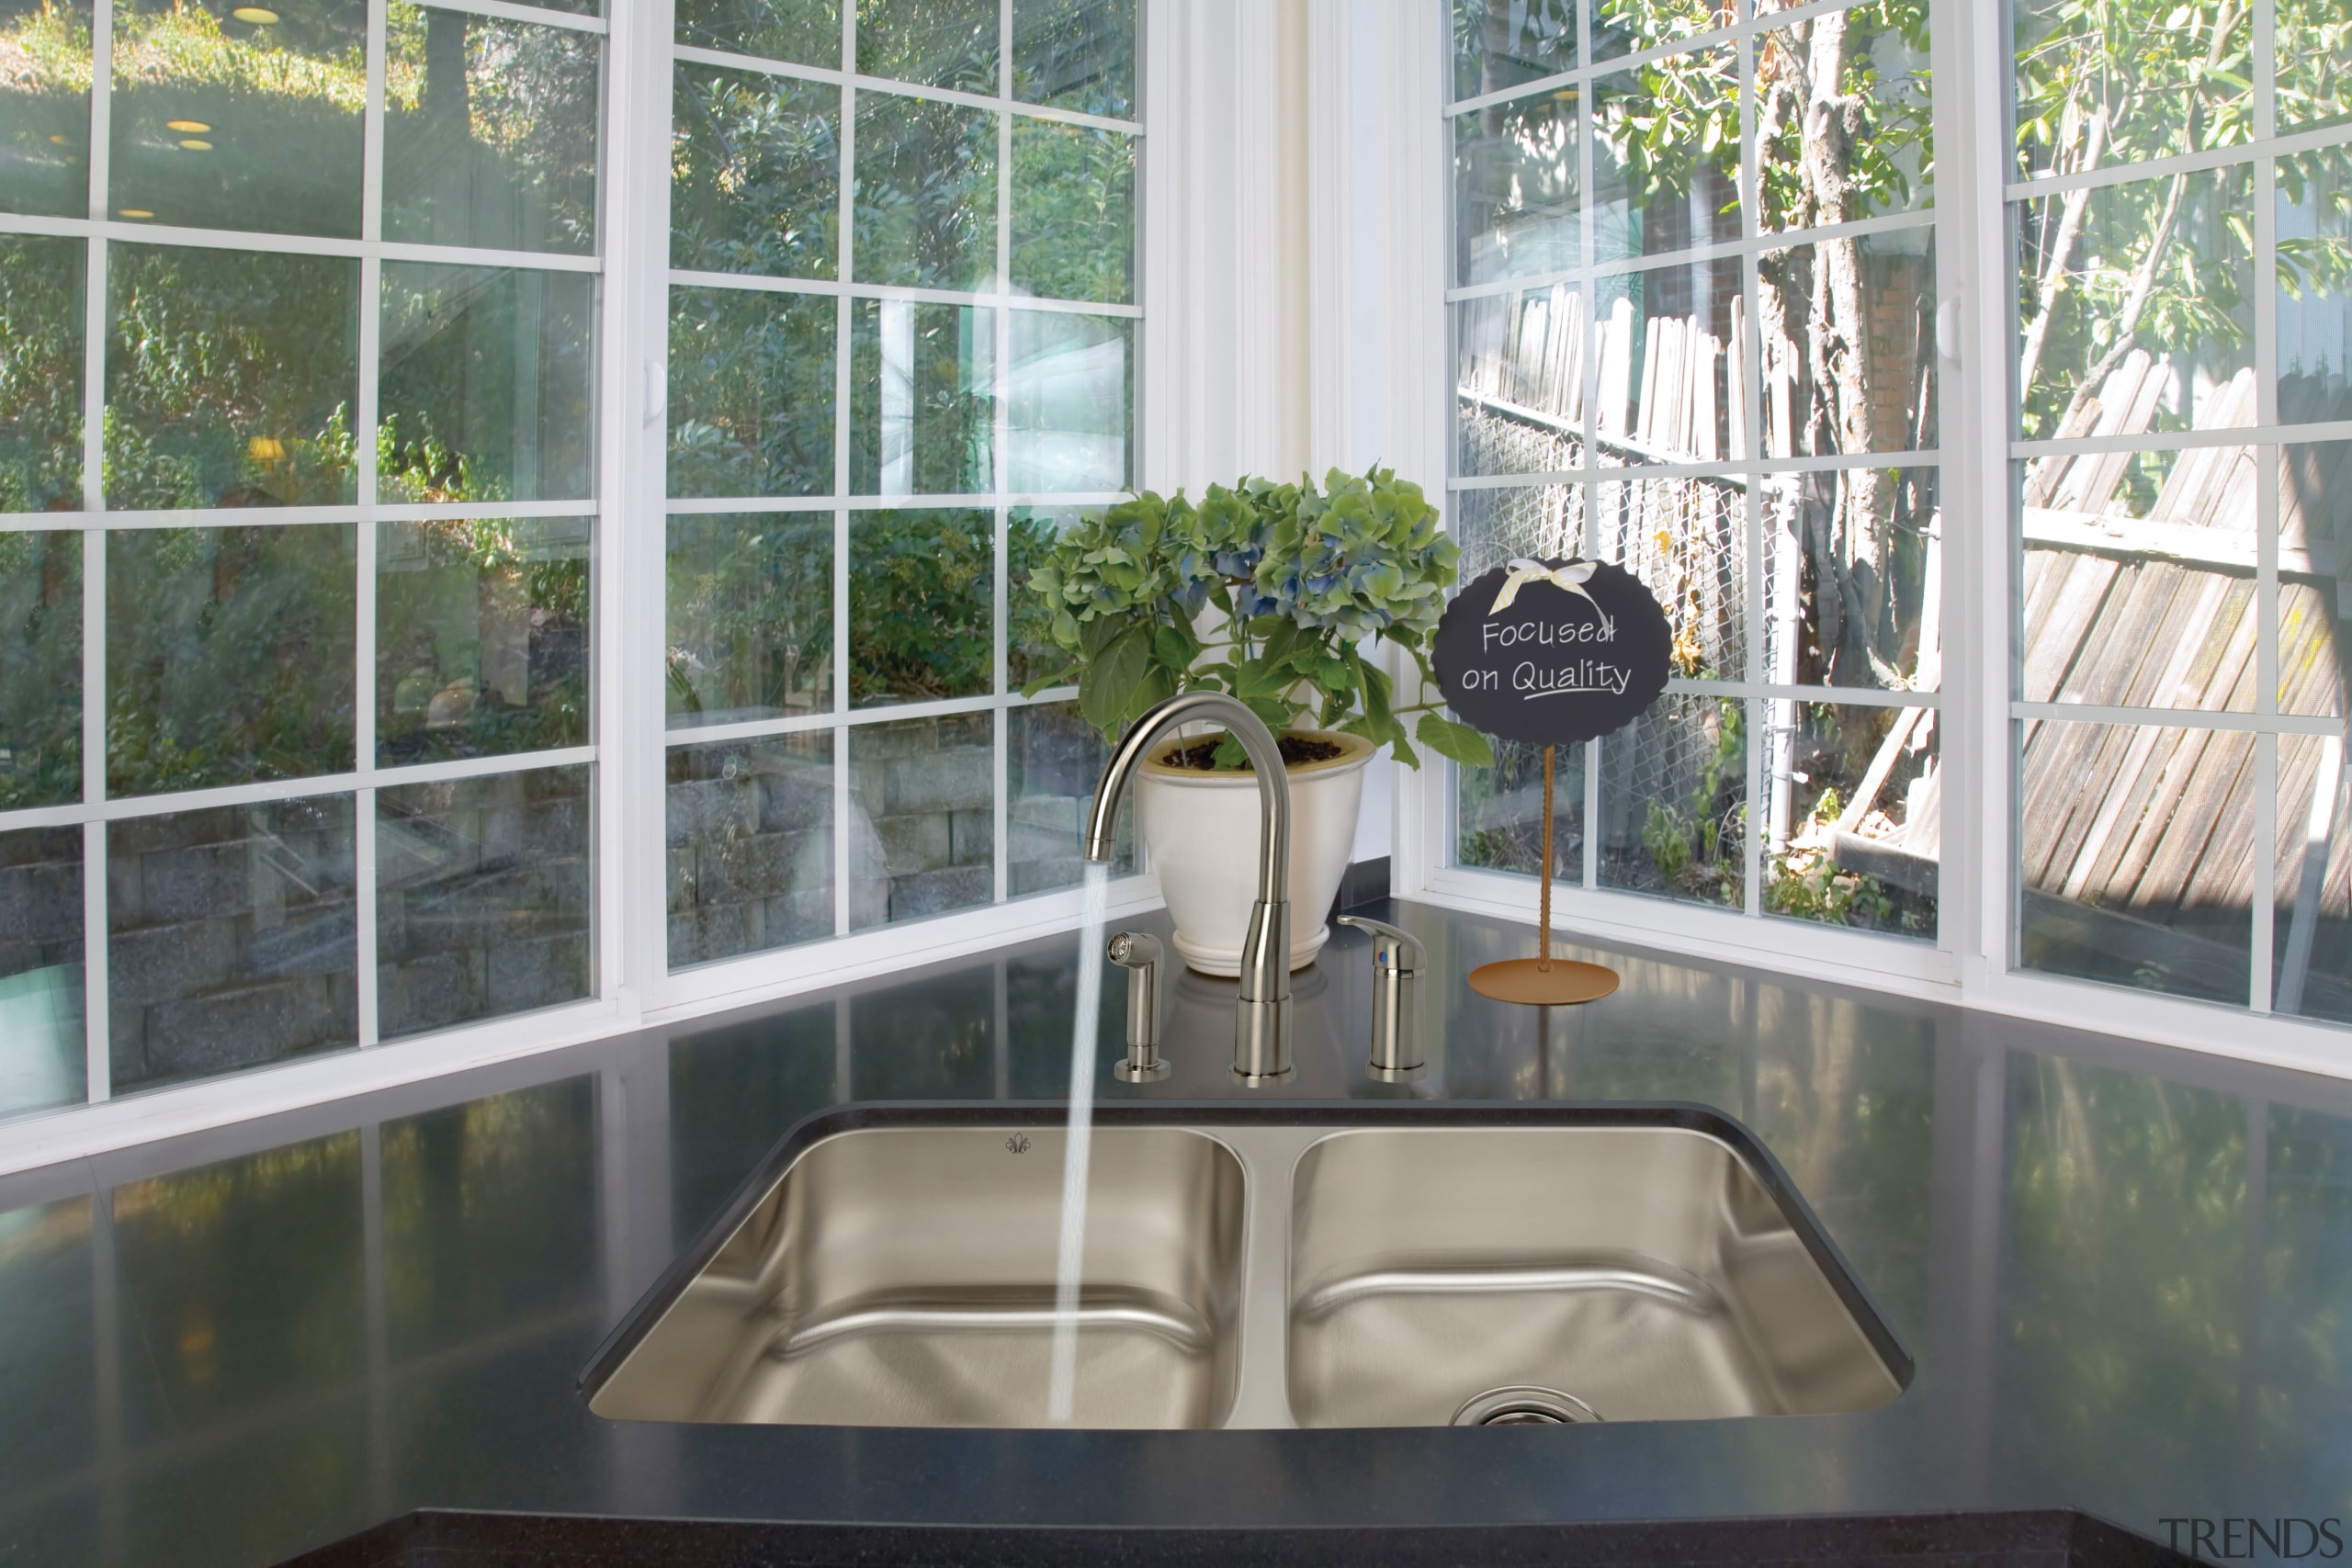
[583, 1104, 1910, 1430]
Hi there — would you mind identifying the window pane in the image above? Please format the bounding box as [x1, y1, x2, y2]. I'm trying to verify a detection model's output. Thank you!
[1757, 8, 1932, 232]
[2018, 446, 2258, 714]
[1598, 690, 1746, 907]
[1010, 119, 1133, 305]
[105, 244, 359, 510]
[2276, 733, 2352, 1023]
[2283, 442, 2352, 719]
[1008, 310, 1128, 492]
[1454, 284, 1588, 478]
[1453, 88, 1579, 288]
[2279, 1, 2352, 133]
[1760, 228, 1937, 458]
[377, 765, 591, 1039]
[1764, 700, 1938, 938]
[108, 524, 356, 795]
[852, 91, 997, 291]
[1456, 735, 1587, 881]
[1452, 0, 1576, 102]
[1591, 48, 1738, 265]
[2018, 717, 2253, 1006]
[1589, 259, 1745, 463]
[1761, 466, 1939, 692]
[383, 4, 601, 254]
[379, 263, 596, 504]
[0, 0, 91, 219]
[109, 0, 367, 239]
[850, 299, 992, 496]
[0, 233, 85, 513]
[665, 510, 832, 729]
[849, 711, 992, 928]
[667, 731, 833, 968]
[108, 795, 358, 1093]
[848, 507, 991, 706]
[0, 528, 79, 808]
[667, 284, 835, 499]
[377, 515, 591, 765]
[1449, 482, 1584, 582]
[1009, 698, 1125, 895]
[675, 0, 838, 66]
[1591, 473, 1746, 681]
[2278, 148, 2352, 414]
[670, 63, 839, 280]
[2013, 165, 2252, 441]
[854, 0, 996, 93]
[1012, 0, 1135, 119]
[0, 826, 84, 1120]
[1008, 502, 1080, 688]
[2012, 0, 2250, 180]
[1591, 0, 1728, 62]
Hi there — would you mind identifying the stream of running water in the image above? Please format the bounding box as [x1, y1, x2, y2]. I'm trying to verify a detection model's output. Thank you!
[1046, 860, 1111, 1422]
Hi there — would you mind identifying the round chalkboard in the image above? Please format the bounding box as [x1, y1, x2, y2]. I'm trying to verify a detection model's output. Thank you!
[1431, 558, 1673, 746]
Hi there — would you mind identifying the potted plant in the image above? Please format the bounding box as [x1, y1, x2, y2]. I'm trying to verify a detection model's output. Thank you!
[1023, 467, 1493, 974]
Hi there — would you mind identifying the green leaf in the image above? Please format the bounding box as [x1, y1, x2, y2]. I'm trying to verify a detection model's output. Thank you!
[1153, 620, 1200, 675]
[1080, 624, 1152, 735]
[1416, 713, 1496, 769]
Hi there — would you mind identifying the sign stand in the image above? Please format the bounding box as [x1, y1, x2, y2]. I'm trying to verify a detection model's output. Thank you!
[1464, 744, 1619, 1007]
[1433, 558, 1673, 1011]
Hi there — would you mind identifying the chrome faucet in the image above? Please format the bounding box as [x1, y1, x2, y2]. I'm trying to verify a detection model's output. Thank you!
[1083, 692, 1294, 1084]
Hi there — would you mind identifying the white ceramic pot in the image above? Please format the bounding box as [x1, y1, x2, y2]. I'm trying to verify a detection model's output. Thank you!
[1136, 729, 1374, 976]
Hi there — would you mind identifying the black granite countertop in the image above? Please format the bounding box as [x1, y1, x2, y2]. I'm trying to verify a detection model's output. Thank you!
[1, 897, 2346, 1567]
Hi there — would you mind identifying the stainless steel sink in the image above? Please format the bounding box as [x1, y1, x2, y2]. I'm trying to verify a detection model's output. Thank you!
[1284, 1125, 1905, 1427]
[588, 1123, 1246, 1428]
[582, 1105, 1909, 1431]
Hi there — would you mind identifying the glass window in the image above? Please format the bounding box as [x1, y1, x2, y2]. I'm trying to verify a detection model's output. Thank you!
[109, 0, 368, 240]
[668, 285, 836, 499]
[0, 0, 609, 1100]
[1445, 0, 1940, 941]
[380, 264, 596, 504]
[2007, 1, 2344, 1013]
[667, 731, 835, 967]
[382, 4, 600, 254]
[0, 826, 85, 1120]
[848, 712, 993, 929]
[847, 507, 991, 705]
[0, 234, 85, 514]
[106, 244, 361, 510]
[377, 765, 592, 1038]
[662, 0, 1138, 975]
[108, 795, 359, 1093]
[0, 529, 79, 808]
[107, 525, 357, 796]
[376, 516, 592, 764]
[0, 0, 93, 219]
[670, 63, 839, 280]
[852, 91, 998, 292]
[665, 512, 833, 728]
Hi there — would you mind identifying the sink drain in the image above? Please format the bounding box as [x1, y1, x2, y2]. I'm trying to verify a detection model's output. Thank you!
[1451, 1386, 1602, 1426]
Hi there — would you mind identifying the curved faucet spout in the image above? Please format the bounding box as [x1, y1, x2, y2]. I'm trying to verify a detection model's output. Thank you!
[1083, 693, 1295, 1083]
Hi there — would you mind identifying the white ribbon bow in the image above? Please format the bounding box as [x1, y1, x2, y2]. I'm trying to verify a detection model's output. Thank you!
[1490, 558, 1600, 615]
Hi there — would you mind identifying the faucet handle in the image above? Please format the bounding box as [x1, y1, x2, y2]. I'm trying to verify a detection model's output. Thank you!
[1337, 915, 1424, 975]
[1337, 917, 1425, 1081]
[1106, 931, 1170, 1083]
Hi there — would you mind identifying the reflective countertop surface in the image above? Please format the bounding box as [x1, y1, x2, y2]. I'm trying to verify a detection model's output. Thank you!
[2, 898, 2347, 1565]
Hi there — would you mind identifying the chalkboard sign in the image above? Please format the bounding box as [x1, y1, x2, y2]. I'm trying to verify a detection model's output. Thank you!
[1431, 558, 1673, 746]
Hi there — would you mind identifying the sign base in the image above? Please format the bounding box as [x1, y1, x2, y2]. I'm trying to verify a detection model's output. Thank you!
[1467, 957, 1619, 1007]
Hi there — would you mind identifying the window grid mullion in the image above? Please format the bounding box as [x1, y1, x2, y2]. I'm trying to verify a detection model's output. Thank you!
[992, 0, 1015, 908]
[831, 0, 856, 942]
[80, 0, 113, 1103]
